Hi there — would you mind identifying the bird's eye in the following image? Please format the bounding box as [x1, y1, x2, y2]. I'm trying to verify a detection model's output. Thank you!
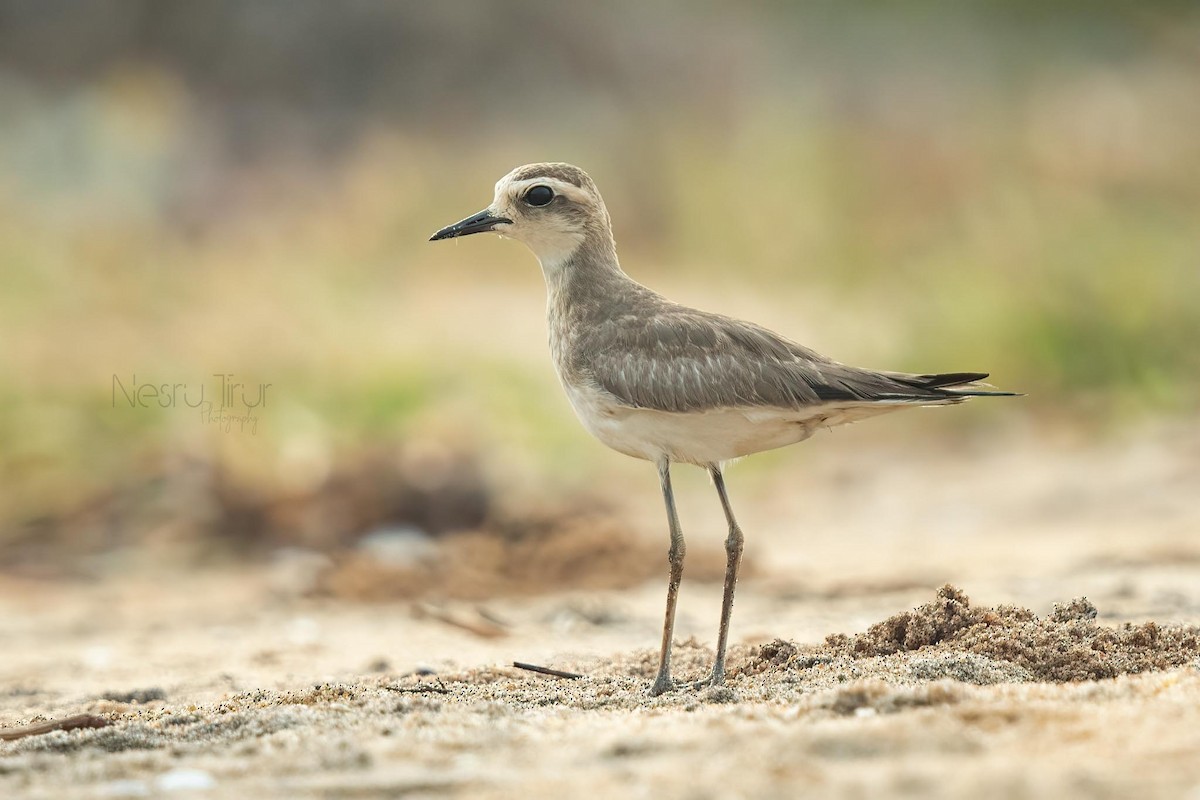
[524, 185, 554, 207]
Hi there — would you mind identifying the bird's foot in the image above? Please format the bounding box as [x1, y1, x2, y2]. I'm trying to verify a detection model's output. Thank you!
[691, 666, 725, 691]
[648, 673, 676, 697]
[692, 667, 738, 702]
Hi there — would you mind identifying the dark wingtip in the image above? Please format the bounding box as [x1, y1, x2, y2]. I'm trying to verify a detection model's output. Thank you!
[914, 372, 991, 389]
[900, 371, 1022, 398]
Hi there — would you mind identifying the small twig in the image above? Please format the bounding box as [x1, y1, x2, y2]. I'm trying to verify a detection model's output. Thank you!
[386, 679, 450, 695]
[0, 714, 110, 742]
[413, 603, 508, 639]
[512, 661, 583, 680]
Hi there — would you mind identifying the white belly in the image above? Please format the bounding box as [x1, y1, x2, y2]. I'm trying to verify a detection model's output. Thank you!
[560, 381, 901, 466]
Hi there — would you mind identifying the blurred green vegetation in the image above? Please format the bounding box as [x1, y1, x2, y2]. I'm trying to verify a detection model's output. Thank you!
[0, 2, 1198, 537]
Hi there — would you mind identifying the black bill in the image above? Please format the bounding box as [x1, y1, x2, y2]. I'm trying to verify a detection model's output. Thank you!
[429, 209, 512, 241]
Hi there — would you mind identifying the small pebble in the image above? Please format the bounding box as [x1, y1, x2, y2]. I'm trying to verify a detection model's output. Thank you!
[155, 769, 216, 792]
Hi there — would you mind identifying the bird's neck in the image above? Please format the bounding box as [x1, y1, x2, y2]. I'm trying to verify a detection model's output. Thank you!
[541, 228, 643, 371]
[540, 228, 629, 310]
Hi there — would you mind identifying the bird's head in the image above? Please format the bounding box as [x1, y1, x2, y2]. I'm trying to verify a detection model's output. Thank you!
[429, 162, 612, 271]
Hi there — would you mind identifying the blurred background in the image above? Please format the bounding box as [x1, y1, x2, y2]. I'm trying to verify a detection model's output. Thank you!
[1, 1, 1198, 596]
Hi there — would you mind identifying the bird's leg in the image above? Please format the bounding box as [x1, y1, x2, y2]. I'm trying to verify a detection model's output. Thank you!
[649, 458, 686, 696]
[706, 465, 744, 688]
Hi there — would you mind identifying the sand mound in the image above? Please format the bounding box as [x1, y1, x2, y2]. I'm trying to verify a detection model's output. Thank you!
[316, 510, 732, 601]
[741, 585, 1200, 683]
[6, 444, 735, 599]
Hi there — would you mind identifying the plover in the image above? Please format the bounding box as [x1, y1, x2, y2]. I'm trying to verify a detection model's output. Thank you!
[430, 162, 1015, 696]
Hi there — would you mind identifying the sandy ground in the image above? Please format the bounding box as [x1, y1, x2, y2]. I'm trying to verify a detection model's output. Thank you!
[3, 421, 1200, 799]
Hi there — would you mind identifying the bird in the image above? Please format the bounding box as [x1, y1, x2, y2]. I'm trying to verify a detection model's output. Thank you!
[429, 162, 1015, 696]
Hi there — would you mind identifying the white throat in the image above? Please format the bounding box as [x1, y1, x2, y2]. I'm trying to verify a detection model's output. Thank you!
[529, 237, 584, 282]
[537, 252, 572, 281]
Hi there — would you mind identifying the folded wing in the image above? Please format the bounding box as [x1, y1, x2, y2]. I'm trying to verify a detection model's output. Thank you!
[579, 309, 1012, 414]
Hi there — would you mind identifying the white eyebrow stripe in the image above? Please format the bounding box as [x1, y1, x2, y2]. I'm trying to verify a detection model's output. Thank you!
[506, 177, 591, 205]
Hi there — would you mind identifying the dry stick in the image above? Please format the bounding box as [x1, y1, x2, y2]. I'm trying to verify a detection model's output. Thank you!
[512, 662, 583, 680]
[0, 714, 110, 742]
[386, 680, 450, 695]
